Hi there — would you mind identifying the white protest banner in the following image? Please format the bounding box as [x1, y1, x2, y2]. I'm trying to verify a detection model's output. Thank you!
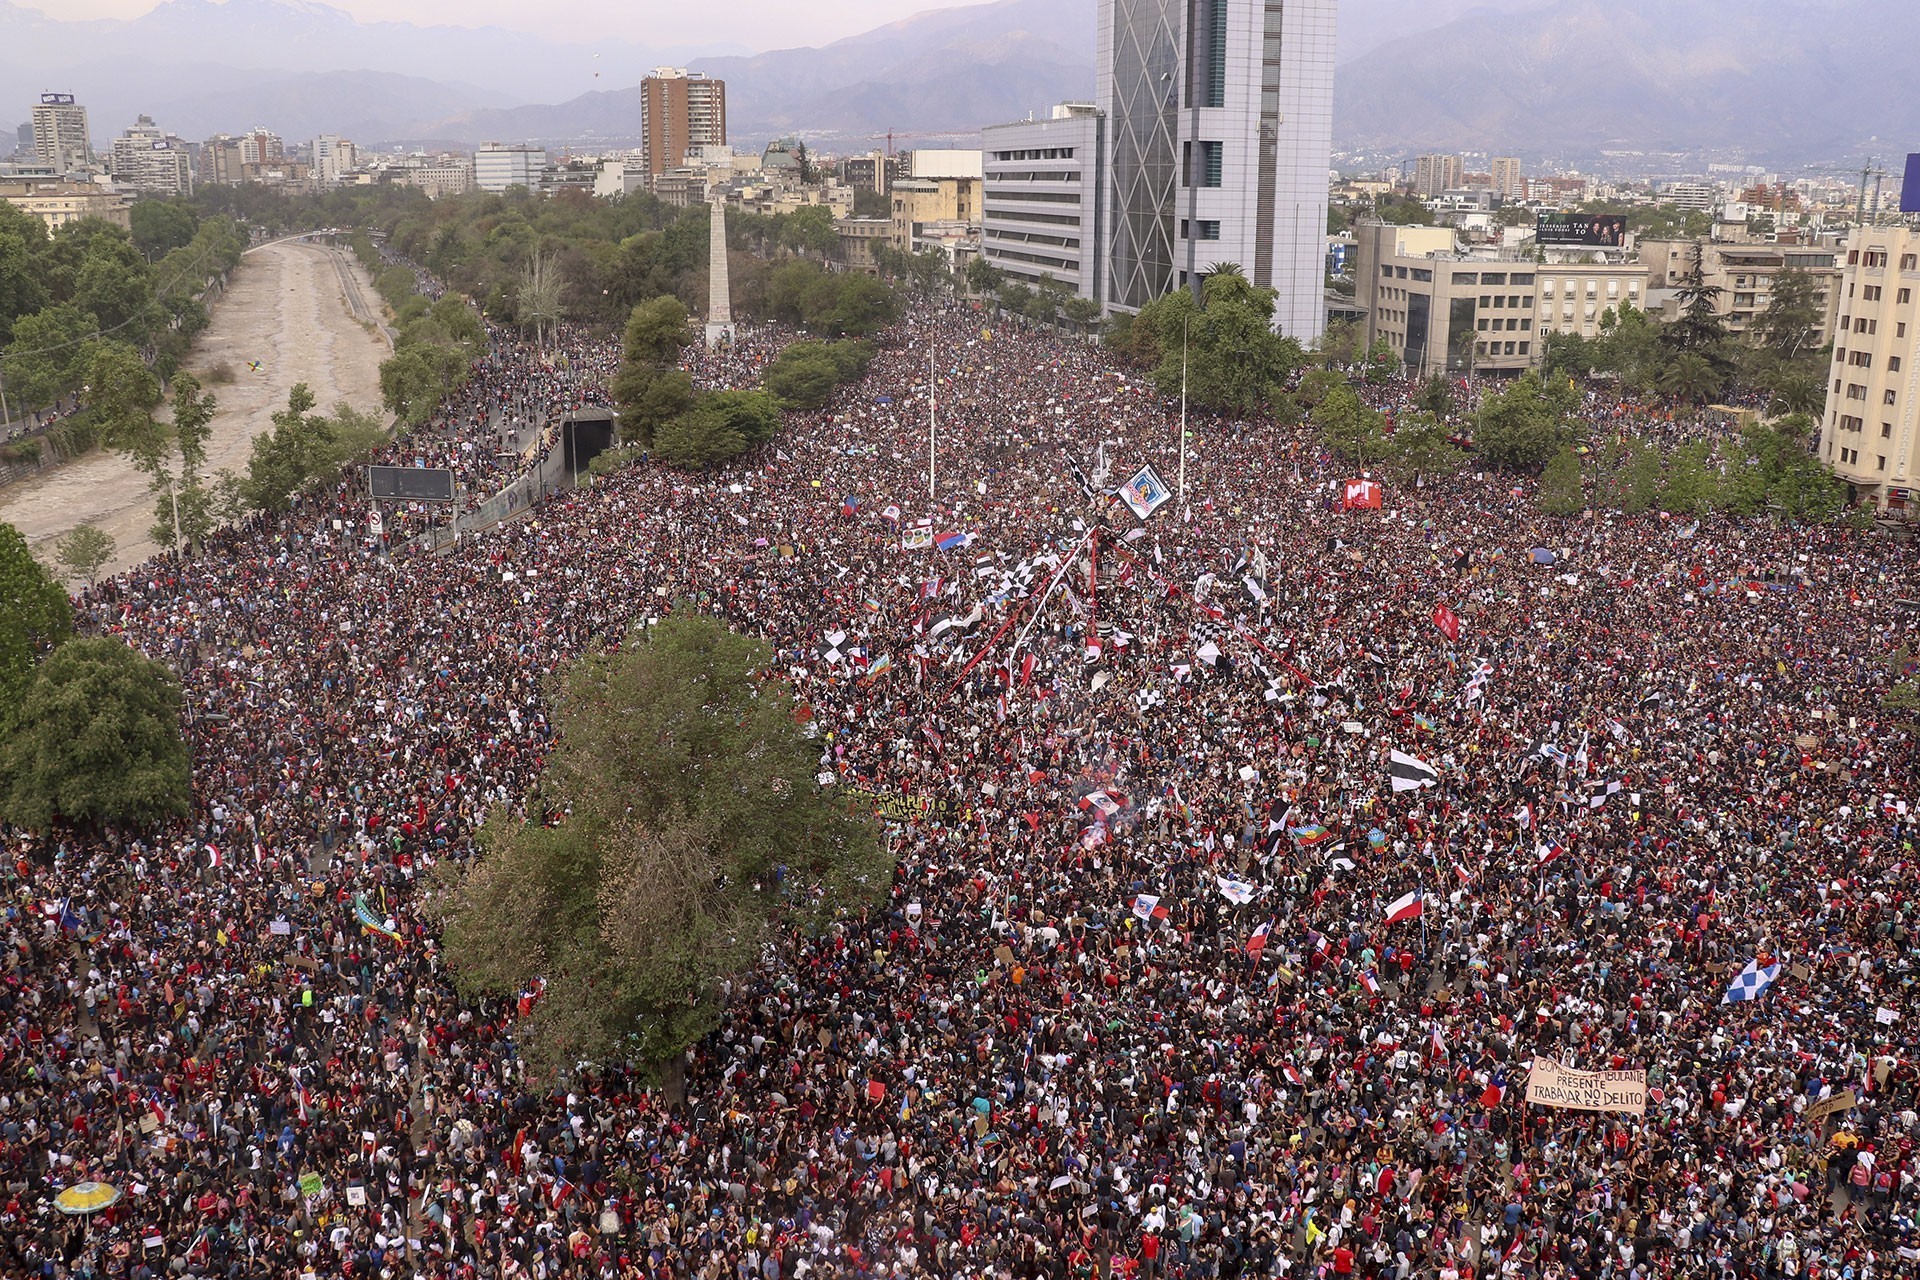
[1524, 1055, 1647, 1116]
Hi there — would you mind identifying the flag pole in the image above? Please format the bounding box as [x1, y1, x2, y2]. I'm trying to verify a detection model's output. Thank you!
[1177, 315, 1189, 503]
[928, 331, 937, 502]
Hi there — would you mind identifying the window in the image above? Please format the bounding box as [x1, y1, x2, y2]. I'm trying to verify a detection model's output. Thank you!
[1899, 323, 1908, 338]
[1887, 389, 1899, 405]
[1510, 274, 1534, 286]
[1187, 140, 1222, 187]
[1901, 289, 1913, 305]
[1863, 285, 1882, 302]
[1518, 342, 1530, 356]
[1902, 254, 1916, 271]
[1879, 456, 1888, 471]
[1193, 219, 1220, 241]
[1884, 423, 1895, 438]
[1892, 356, 1903, 373]
[1454, 272, 1479, 285]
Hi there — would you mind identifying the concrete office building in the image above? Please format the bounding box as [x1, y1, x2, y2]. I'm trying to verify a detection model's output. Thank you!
[312, 135, 354, 187]
[109, 115, 192, 196]
[474, 143, 545, 193]
[980, 103, 1105, 300]
[1354, 219, 1648, 378]
[0, 178, 132, 231]
[1096, 0, 1336, 342]
[639, 69, 726, 177]
[30, 93, 91, 173]
[1821, 227, 1920, 510]
[889, 175, 979, 253]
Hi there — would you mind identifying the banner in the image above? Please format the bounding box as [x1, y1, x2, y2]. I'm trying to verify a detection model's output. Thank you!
[844, 786, 956, 823]
[1806, 1089, 1857, 1122]
[1524, 1055, 1646, 1115]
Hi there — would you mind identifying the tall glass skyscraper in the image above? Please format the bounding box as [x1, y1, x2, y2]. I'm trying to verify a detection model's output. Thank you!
[1096, 0, 1336, 343]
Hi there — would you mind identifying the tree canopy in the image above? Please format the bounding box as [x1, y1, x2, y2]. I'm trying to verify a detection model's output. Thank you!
[1121, 273, 1307, 416]
[0, 521, 73, 725]
[434, 612, 887, 1078]
[0, 636, 192, 830]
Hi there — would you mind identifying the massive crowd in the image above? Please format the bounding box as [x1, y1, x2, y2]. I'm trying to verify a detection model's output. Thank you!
[4, 300, 1919, 1280]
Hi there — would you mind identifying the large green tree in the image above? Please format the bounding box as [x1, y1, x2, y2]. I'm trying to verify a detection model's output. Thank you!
[434, 612, 887, 1079]
[1133, 272, 1306, 416]
[611, 297, 695, 446]
[1475, 371, 1575, 473]
[0, 636, 192, 830]
[0, 521, 73, 725]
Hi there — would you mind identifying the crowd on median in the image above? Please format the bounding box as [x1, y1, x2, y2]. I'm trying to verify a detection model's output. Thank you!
[4, 298, 1919, 1280]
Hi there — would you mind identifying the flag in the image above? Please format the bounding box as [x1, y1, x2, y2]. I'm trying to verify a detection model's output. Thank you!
[1282, 1064, 1305, 1087]
[1588, 780, 1623, 809]
[1245, 920, 1273, 956]
[1513, 801, 1534, 830]
[1535, 841, 1565, 869]
[1216, 875, 1260, 905]
[1388, 749, 1439, 792]
[1722, 957, 1782, 1005]
[1431, 603, 1461, 643]
[903, 525, 934, 551]
[1130, 894, 1170, 923]
[1361, 969, 1379, 994]
[550, 1176, 574, 1207]
[881, 503, 902, 524]
[922, 725, 945, 754]
[1289, 824, 1334, 847]
[1480, 1070, 1509, 1108]
[1383, 889, 1424, 926]
[1429, 1022, 1446, 1058]
[841, 495, 860, 517]
[1078, 790, 1127, 817]
[935, 531, 970, 551]
[1342, 477, 1383, 510]
[205, 843, 223, 869]
[817, 630, 848, 665]
[1367, 828, 1388, 850]
[860, 654, 894, 682]
[1453, 860, 1475, 884]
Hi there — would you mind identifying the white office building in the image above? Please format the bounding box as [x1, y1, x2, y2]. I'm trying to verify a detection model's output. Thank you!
[1096, 0, 1336, 341]
[474, 143, 546, 194]
[981, 103, 1104, 300]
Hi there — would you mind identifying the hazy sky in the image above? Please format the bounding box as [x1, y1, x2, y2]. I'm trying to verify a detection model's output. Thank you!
[17, 0, 972, 49]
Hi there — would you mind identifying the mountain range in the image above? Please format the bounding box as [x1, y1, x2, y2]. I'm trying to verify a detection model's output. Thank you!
[1, 0, 1909, 165]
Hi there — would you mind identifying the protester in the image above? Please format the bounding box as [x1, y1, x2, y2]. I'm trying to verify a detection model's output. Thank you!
[3, 297, 1918, 1280]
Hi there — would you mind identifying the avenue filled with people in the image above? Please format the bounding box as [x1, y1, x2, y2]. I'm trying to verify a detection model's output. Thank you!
[4, 297, 1920, 1280]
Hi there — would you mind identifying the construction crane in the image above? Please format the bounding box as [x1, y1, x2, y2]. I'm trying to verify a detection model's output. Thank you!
[865, 129, 971, 159]
[1856, 157, 1888, 229]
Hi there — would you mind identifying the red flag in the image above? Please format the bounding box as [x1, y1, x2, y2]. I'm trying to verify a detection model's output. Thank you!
[1342, 478, 1383, 511]
[1431, 602, 1461, 643]
[1020, 652, 1037, 687]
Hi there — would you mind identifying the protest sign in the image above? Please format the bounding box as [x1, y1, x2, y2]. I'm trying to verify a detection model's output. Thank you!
[1524, 1055, 1647, 1115]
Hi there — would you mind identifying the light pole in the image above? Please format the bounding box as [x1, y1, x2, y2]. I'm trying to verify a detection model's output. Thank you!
[1177, 316, 1190, 504]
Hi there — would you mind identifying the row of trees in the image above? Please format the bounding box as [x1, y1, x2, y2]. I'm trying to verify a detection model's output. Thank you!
[609, 297, 782, 471]
[0, 523, 191, 830]
[1535, 414, 1848, 522]
[346, 231, 486, 428]
[1, 202, 245, 424]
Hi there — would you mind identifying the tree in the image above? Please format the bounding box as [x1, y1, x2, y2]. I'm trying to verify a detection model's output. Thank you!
[238, 387, 389, 512]
[1134, 273, 1305, 416]
[1661, 244, 1731, 379]
[1475, 372, 1571, 473]
[764, 340, 870, 411]
[612, 297, 694, 446]
[964, 255, 1004, 296]
[517, 249, 566, 351]
[0, 636, 191, 830]
[1387, 410, 1465, 485]
[0, 521, 73, 726]
[1752, 267, 1823, 361]
[433, 612, 886, 1078]
[52, 524, 116, 586]
[1361, 337, 1399, 384]
[129, 200, 200, 258]
[84, 340, 164, 463]
[1536, 447, 1584, 516]
[1657, 351, 1724, 406]
[1660, 442, 1719, 515]
[777, 206, 839, 258]
[1415, 375, 1456, 419]
[2, 303, 100, 410]
[1312, 382, 1390, 464]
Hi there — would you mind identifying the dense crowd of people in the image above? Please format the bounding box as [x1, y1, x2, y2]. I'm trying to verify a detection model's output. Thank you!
[4, 299, 1920, 1280]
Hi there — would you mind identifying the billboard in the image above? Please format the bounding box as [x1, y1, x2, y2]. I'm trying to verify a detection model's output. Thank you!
[367, 465, 455, 502]
[1536, 212, 1626, 247]
[1902, 154, 1920, 214]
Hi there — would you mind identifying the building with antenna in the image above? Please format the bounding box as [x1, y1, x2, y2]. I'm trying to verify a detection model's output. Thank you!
[30, 93, 91, 174]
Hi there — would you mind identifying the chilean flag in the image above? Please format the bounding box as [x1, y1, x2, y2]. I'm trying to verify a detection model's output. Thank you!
[1536, 841, 1565, 869]
[1383, 889, 1424, 926]
[1361, 969, 1379, 995]
[1246, 921, 1273, 957]
[1283, 1064, 1305, 1087]
[1480, 1069, 1510, 1108]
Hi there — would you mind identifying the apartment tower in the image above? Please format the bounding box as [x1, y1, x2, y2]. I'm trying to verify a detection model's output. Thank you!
[640, 69, 728, 177]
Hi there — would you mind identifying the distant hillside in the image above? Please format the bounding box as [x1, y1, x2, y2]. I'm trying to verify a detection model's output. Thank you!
[1334, 0, 1920, 164]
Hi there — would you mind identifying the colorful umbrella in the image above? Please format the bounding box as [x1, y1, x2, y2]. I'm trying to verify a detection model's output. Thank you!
[55, 1182, 121, 1215]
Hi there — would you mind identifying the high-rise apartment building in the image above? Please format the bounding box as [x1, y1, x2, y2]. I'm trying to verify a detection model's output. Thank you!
[639, 68, 727, 177]
[199, 135, 245, 187]
[312, 135, 355, 187]
[109, 115, 193, 196]
[1821, 227, 1920, 510]
[474, 143, 546, 193]
[1412, 153, 1463, 199]
[30, 93, 91, 173]
[1096, 0, 1336, 341]
[239, 127, 284, 166]
[1490, 157, 1524, 201]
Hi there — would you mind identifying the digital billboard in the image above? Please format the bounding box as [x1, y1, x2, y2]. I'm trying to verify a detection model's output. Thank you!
[1536, 212, 1626, 247]
[367, 465, 455, 502]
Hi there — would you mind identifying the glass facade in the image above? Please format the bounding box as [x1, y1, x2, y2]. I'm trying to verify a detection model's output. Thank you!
[1102, 0, 1182, 310]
